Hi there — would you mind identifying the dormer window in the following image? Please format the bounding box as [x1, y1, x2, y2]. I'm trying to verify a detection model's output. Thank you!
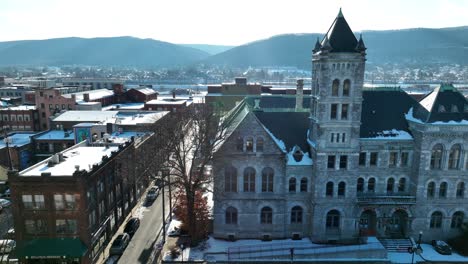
[438, 105, 446, 113]
[451, 105, 458, 113]
[293, 150, 303, 162]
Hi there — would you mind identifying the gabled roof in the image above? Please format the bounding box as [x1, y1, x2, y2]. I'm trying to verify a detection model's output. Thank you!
[360, 88, 418, 138]
[130, 87, 157, 95]
[413, 84, 468, 123]
[254, 112, 310, 152]
[321, 8, 359, 53]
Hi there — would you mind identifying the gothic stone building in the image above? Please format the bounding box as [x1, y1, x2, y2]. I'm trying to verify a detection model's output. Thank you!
[212, 11, 468, 243]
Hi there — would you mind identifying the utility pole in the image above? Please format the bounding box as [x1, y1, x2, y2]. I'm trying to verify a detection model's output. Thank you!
[161, 171, 166, 243]
[3, 130, 13, 170]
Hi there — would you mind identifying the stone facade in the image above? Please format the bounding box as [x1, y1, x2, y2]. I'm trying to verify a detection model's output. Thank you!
[212, 11, 468, 244]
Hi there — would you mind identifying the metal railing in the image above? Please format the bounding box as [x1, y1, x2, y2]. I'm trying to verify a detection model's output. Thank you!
[227, 241, 384, 260]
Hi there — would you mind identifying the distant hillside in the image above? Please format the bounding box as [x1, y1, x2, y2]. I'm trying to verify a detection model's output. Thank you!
[203, 27, 468, 69]
[0, 37, 210, 68]
[180, 44, 234, 55]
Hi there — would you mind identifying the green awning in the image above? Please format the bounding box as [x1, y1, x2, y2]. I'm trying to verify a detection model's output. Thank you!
[16, 238, 87, 258]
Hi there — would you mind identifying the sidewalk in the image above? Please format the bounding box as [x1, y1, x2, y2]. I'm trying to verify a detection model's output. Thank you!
[96, 188, 150, 264]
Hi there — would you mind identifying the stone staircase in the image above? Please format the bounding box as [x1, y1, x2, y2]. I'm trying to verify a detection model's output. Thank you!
[379, 238, 413, 252]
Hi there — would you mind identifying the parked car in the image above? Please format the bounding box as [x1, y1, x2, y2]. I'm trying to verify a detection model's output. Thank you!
[4, 229, 14, 240]
[432, 240, 452, 255]
[1, 189, 10, 199]
[124, 218, 140, 237]
[154, 178, 162, 188]
[0, 239, 16, 254]
[168, 227, 187, 237]
[109, 234, 130, 256]
[146, 187, 159, 202]
[0, 199, 11, 208]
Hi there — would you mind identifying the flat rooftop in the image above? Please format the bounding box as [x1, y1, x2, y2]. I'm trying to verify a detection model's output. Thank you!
[35, 130, 74, 141]
[52, 111, 118, 122]
[20, 144, 119, 177]
[0, 133, 36, 150]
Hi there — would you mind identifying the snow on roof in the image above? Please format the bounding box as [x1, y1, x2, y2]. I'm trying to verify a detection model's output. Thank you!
[0, 105, 36, 111]
[287, 151, 313, 166]
[20, 143, 119, 177]
[63, 89, 114, 102]
[52, 111, 118, 122]
[109, 131, 148, 144]
[131, 87, 157, 95]
[406, 107, 468, 125]
[261, 125, 287, 153]
[35, 130, 74, 141]
[361, 129, 413, 140]
[0, 133, 35, 149]
[102, 103, 145, 111]
[115, 111, 168, 125]
[146, 99, 187, 105]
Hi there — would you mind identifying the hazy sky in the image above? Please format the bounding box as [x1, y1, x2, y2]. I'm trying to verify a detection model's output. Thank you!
[1, 0, 467, 45]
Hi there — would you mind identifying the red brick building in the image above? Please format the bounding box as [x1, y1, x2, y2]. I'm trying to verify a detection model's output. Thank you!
[126, 87, 158, 103]
[0, 106, 39, 131]
[10, 132, 156, 264]
[35, 89, 76, 131]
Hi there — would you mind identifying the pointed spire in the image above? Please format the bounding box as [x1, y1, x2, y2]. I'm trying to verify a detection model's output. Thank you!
[321, 35, 332, 51]
[320, 8, 358, 53]
[337, 7, 343, 18]
[355, 34, 367, 52]
[313, 37, 322, 53]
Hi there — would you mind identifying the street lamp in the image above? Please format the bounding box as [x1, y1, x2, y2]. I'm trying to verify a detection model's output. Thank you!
[410, 231, 423, 264]
[3, 135, 13, 170]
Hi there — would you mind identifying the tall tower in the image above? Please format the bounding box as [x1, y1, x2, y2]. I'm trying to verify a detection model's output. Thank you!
[308, 9, 367, 240]
[309, 8, 366, 167]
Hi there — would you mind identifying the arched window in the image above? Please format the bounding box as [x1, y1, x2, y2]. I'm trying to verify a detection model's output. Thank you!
[456, 182, 465, 198]
[343, 79, 351, 96]
[430, 211, 443, 228]
[246, 137, 254, 152]
[338, 182, 346, 197]
[398, 178, 406, 192]
[326, 210, 340, 229]
[225, 207, 238, 225]
[236, 137, 243, 151]
[326, 182, 334, 197]
[300, 178, 308, 192]
[291, 206, 303, 224]
[289, 178, 296, 193]
[332, 79, 339, 96]
[439, 182, 447, 198]
[256, 137, 264, 152]
[224, 166, 237, 192]
[430, 144, 443, 169]
[261, 207, 273, 224]
[451, 212, 464, 228]
[243, 167, 255, 192]
[427, 182, 435, 198]
[368, 178, 375, 192]
[387, 178, 395, 193]
[448, 144, 461, 169]
[357, 178, 364, 193]
[261, 167, 274, 192]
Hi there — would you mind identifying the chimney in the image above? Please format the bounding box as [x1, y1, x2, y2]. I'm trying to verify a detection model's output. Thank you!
[71, 94, 76, 101]
[235, 77, 247, 85]
[172, 90, 176, 99]
[295, 79, 304, 111]
[83, 93, 90, 102]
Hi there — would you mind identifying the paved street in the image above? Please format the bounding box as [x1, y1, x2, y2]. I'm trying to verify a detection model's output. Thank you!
[117, 188, 170, 264]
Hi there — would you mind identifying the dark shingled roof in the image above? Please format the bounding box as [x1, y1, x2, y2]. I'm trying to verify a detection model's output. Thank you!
[254, 112, 310, 152]
[245, 96, 311, 109]
[413, 84, 468, 123]
[322, 9, 359, 53]
[360, 89, 418, 138]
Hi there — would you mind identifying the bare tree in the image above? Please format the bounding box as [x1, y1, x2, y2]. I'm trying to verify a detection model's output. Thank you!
[155, 103, 233, 243]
